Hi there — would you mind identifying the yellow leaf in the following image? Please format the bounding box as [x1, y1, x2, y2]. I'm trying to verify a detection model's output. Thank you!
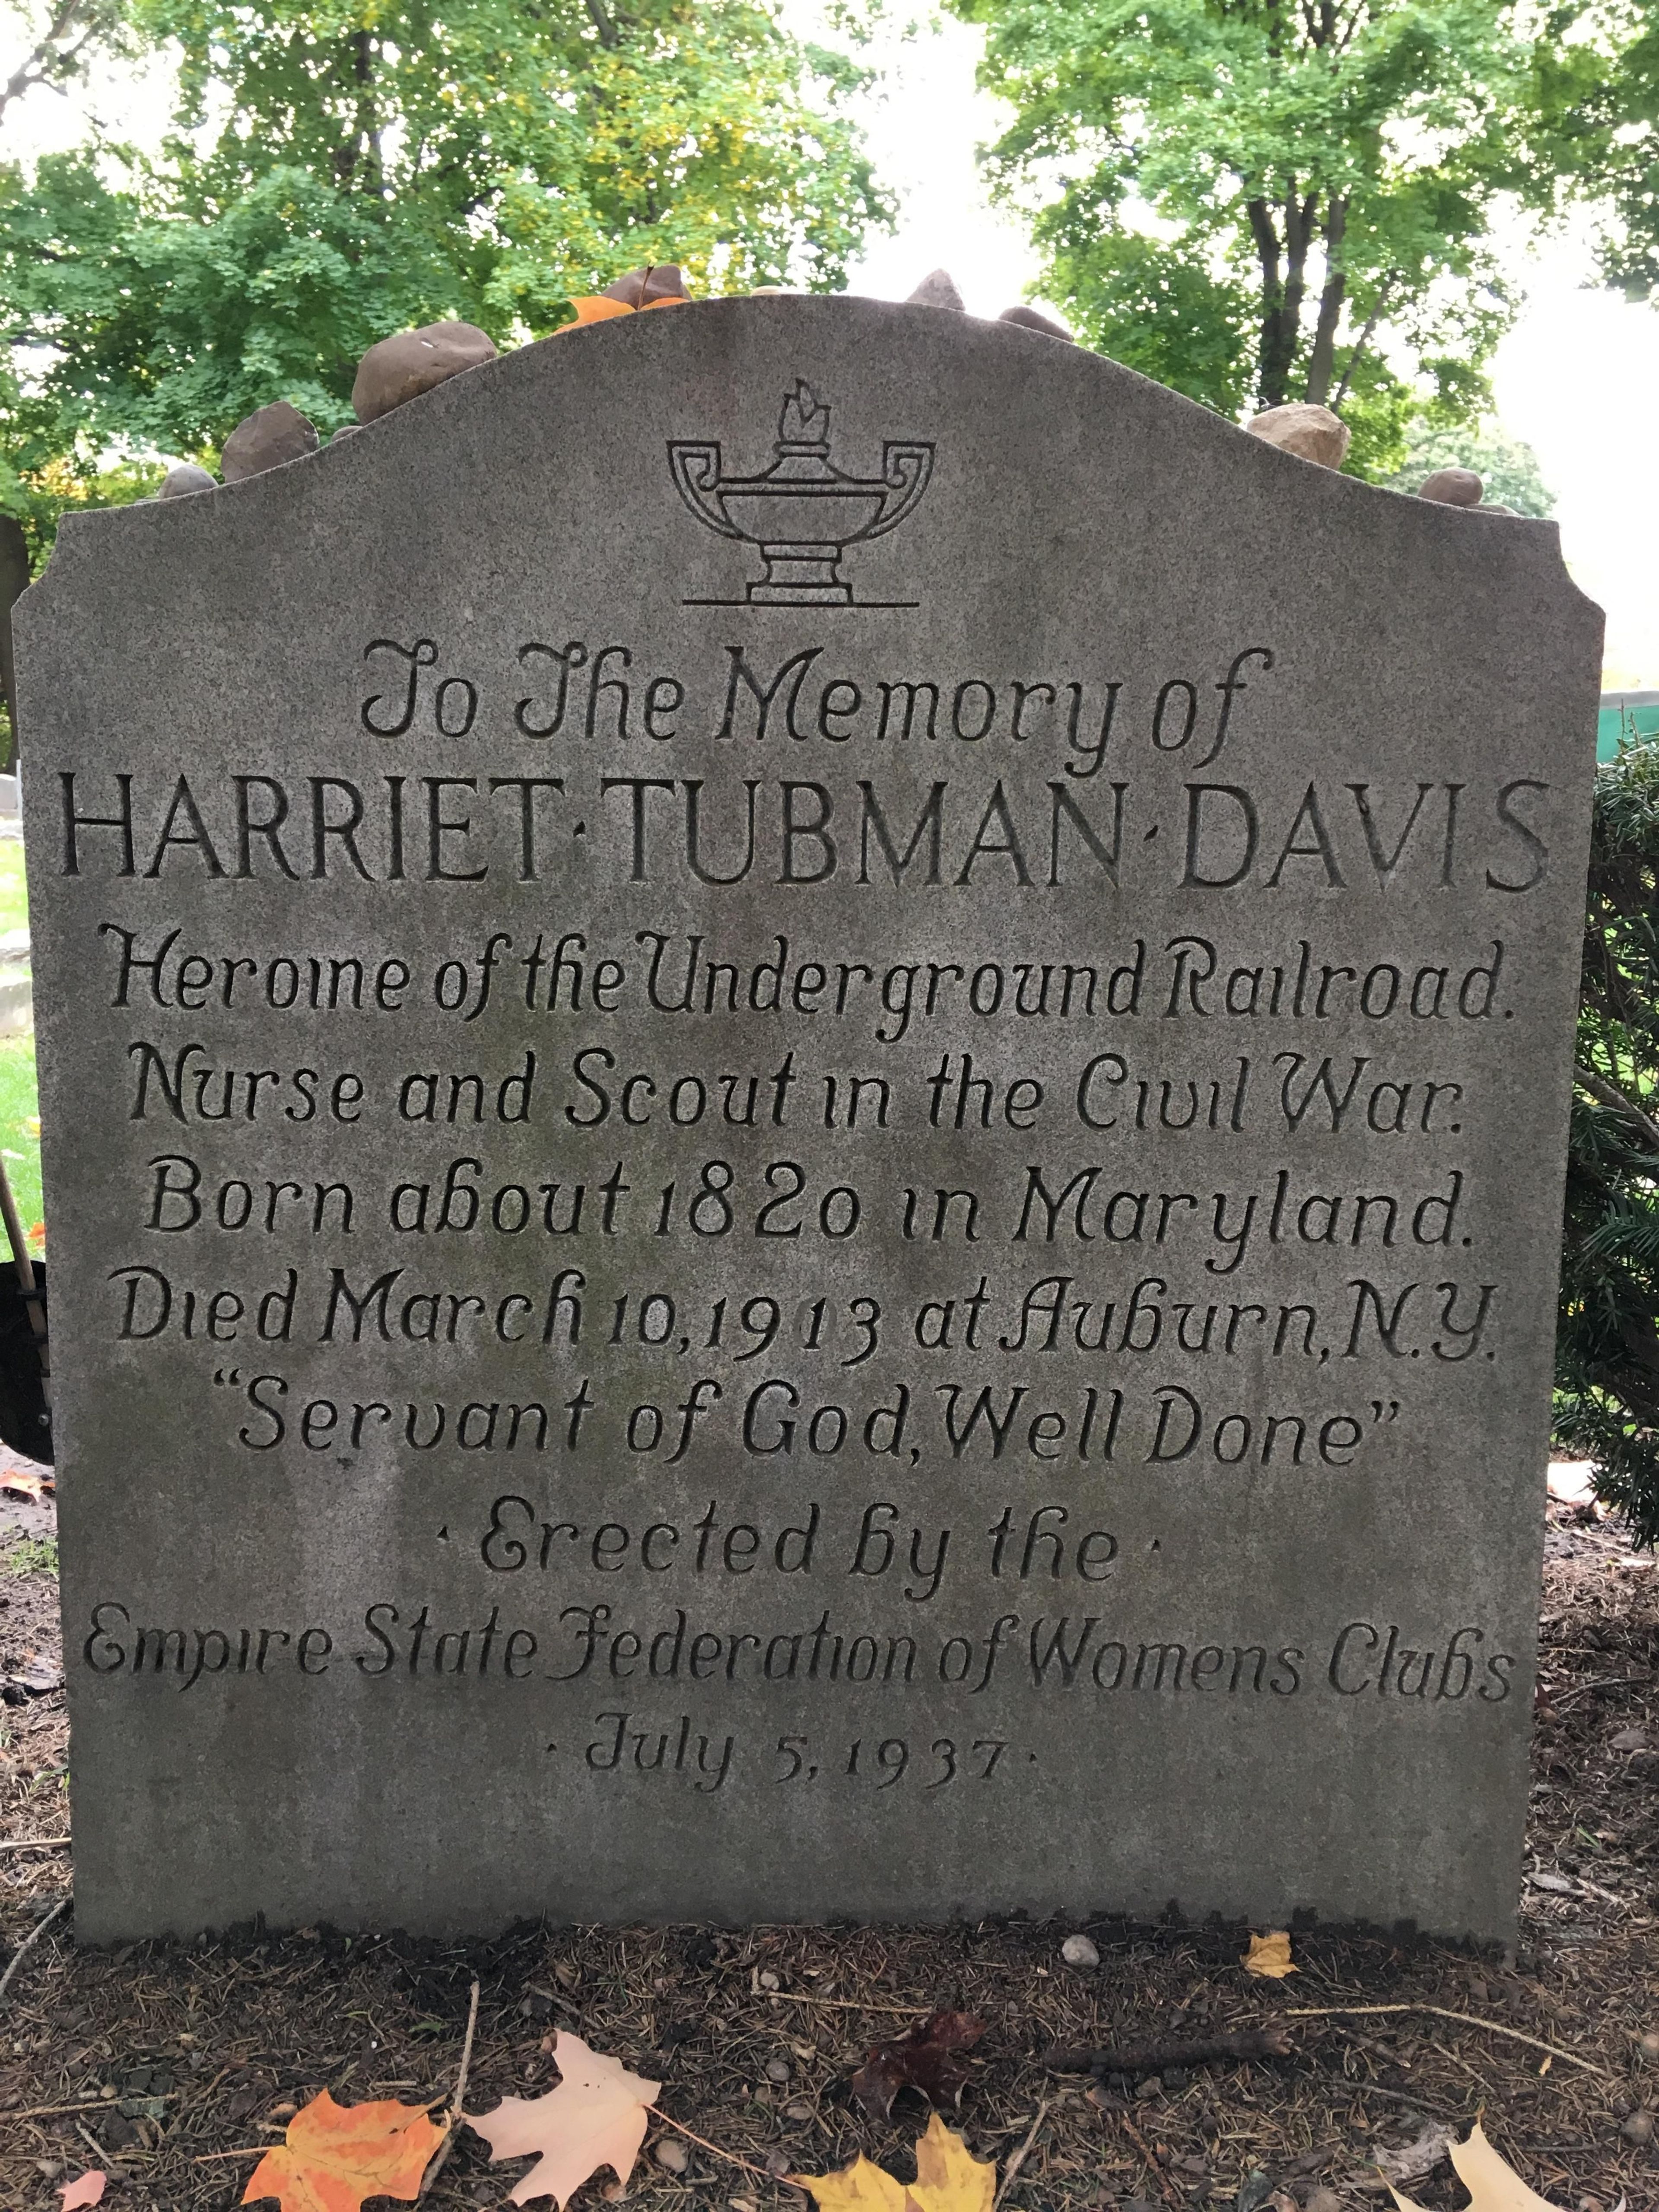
[1388, 2121, 1565, 2212]
[242, 2090, 444, 2212]
[910, 2113, 996, 2212]
[465, 2030, 660, 2208]
[24, 1116, 39, 1137]
[796, 2114, 996, 2212]
[1242, 1931, 1297, 1979]
[791, 2152, 914, 2212]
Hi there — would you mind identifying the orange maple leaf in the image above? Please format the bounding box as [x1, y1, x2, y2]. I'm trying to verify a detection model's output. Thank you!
[242, 2089, 444, 2212]
[465, 2030, 660, 2206]
[554, 294, 690, 332]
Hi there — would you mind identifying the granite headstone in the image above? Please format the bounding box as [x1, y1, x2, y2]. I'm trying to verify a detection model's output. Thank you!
[15, 299, 1601, 1941]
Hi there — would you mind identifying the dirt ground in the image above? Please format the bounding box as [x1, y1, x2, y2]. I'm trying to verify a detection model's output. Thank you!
[0, 1496, 1653, 2212]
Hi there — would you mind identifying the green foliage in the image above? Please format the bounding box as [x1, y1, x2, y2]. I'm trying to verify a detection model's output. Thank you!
[1557, 741, 1659, 1544]
[1386, 418, 1556, 515]
[950, 0, 1555, 448]
[0, 0, 890, 559]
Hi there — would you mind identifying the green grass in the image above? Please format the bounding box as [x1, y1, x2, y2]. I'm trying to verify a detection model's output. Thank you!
[0, 845, 26, 936]
[3, 1535, 57, 1576]
[0, 847, 41, 1240]
[0, 1037, 41, 1236]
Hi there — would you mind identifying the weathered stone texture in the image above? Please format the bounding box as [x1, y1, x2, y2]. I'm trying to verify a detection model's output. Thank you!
[14, 299, 1600, 1941]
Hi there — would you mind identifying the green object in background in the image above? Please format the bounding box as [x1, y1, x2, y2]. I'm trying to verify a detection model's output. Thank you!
[1599, 691, 1659, 763]
[0, 843, 40, 1236]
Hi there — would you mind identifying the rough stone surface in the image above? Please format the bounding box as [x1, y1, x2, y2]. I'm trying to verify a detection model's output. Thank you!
[998, 303, 1074, 341]
[13, 298, 1600, 1942]
[353, 321, 499, 426]
[1246, 401, 1350, 470]
[1418, 467, 1484, 508]
[219, 400, 319, 482]
[158, 464, 216, 499]
[908, 269, 965, 311]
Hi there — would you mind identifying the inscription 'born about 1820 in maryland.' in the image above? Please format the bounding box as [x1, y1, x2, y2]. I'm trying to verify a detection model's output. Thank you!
[14, 300, 1600, 1941]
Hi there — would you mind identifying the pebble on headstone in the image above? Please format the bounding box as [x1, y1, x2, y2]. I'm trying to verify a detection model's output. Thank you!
[1417, 466, 1483, 508]
[602, 264, 692, 308]
[219, 400, 320, 483]
[908, 268, 965, 311]
[999, 302, 1075, 342]
[158, 464, 216, 499]
[1246, 401, 1350, 469]
[352, 321, 498, 426]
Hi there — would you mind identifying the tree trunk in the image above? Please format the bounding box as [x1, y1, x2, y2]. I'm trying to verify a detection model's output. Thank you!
[1304, 195, 1348, 405]
[1246, 197, 1287, 407]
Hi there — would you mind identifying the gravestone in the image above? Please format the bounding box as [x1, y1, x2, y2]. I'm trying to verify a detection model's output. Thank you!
[15, 299, 1601, 1943]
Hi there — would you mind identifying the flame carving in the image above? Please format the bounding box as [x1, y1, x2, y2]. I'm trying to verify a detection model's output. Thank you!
[778, 379, 831, 446]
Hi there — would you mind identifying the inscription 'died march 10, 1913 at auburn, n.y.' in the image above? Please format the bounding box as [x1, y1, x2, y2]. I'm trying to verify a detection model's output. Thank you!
[15, 298, 1602, 1942]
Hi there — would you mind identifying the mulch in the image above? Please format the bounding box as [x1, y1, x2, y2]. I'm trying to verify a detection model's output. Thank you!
[0, 1498, 1653, 2212]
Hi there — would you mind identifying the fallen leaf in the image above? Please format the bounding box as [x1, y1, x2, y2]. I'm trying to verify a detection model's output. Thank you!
[1376, 2121, 1455, 2184]
[1, 1468, 48, 1501]
[1527, 1871, 1575, 1894]
[555, 294, 690, 333]
[1242, 1932, 1297, 1979]
[796, 2111, 995, 2212]
[1388, 2120, 1564, 2212]
[60, 2174, 106, 2210]
[465, 2029, 660, 2206]
[850, 2009, 986, 2120]
[242, 2088, 444, 2212]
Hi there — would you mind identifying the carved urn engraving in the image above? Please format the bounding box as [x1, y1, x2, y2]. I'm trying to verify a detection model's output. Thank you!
[668, 380, 934, 606]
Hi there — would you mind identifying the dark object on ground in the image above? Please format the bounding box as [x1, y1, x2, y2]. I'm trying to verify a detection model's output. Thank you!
[352, 322, 498, 424]
[909, 269, 965, 310]
[0, 1257, 48, 1461]
[1557, 742, 1659, 1541]
[602, 265, 691, 306]
[1046, 2024, 1294, 2079]
[220, 400, 319, 481]
[999, 304, 1074, 341]
[850, 2005, 986, 2119]
[159, 464, 216, 498]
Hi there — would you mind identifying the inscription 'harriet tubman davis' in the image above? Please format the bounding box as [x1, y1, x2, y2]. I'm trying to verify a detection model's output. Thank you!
[17, 301, 1600, 1942]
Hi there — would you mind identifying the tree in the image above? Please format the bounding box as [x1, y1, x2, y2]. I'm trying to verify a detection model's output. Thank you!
[1558, 741, 1659, 1545]
[0, 0, 129, 132]
[949, 0, 1557, 474]
[1385, 417, 1556, 513]
[0, 0, 890, 559]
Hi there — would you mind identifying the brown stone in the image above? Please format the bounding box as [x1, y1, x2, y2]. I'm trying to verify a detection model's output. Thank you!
[1418, 466, 1483, 507]
[219, 400, 320, 483]
[909, 268, 965, 311]
[158, 464, 216, 499]
[601, 265, 691, 308]
[1246, 401, 1350, 469]
[352, 321, 498, 425]
[999, 303, 1074, 342]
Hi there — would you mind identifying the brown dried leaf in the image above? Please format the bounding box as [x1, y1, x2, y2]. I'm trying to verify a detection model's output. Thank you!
[850, 2010, 986, 2122]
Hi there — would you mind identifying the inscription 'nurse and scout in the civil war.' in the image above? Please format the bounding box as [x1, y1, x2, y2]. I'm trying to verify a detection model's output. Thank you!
[16, 294, 1600, 1941]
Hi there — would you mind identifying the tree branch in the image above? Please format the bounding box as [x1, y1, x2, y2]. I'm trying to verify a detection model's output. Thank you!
[1331, 272, 1393, 407]
[0, 0, 97, 129]
[1575, 1062, 1659, 1155]
[1304, 193, 1347, 404]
